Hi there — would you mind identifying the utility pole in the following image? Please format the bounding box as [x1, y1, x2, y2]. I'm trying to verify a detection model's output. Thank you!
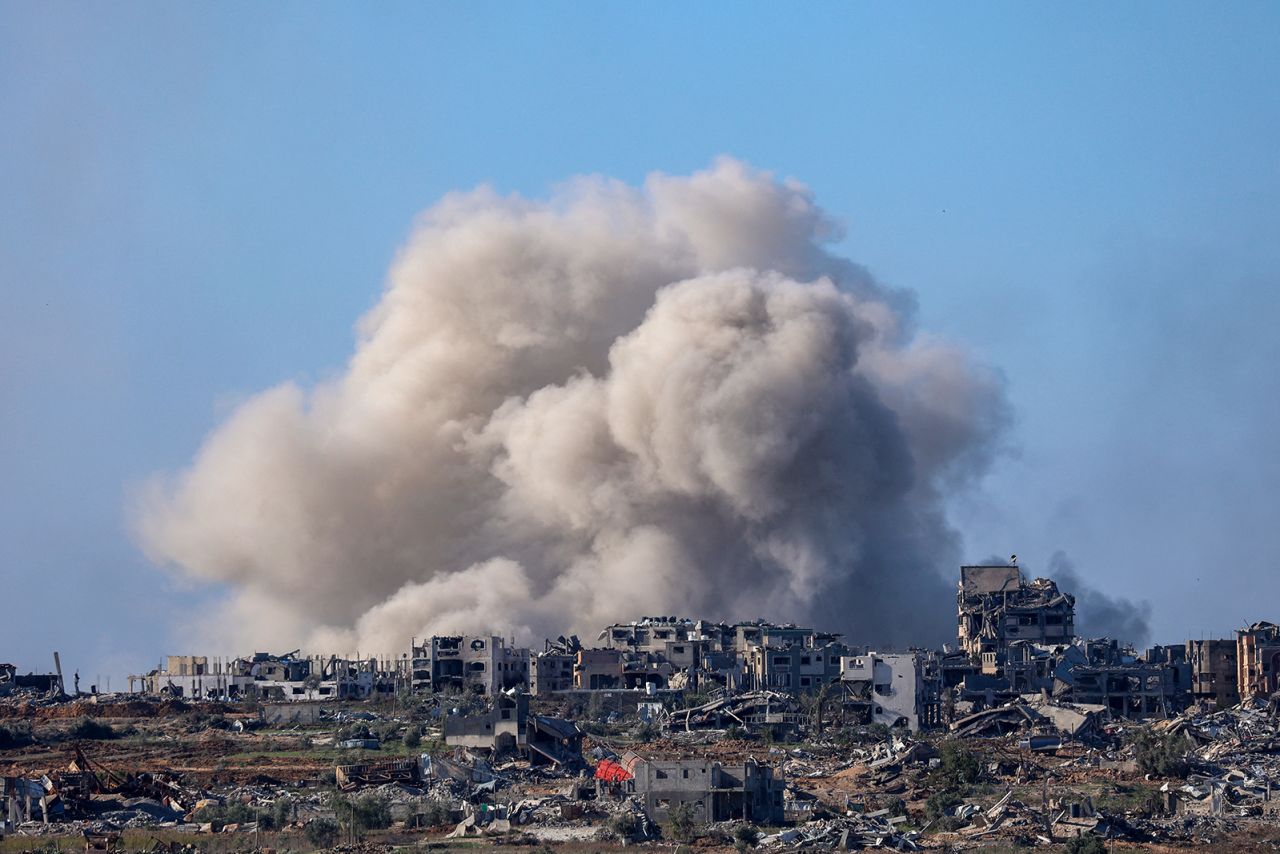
[1042, 772, 1052, 842]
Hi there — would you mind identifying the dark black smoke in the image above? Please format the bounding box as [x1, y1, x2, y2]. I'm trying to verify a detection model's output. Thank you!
[1049, 550, 1152, 647]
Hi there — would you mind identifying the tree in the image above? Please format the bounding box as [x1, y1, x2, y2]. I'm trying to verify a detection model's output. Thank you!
[305, 818, 339, 848]
[667, 802, 699, 842]
[609, 811, 639, 841]
[936, 741, 981, 787]
[1065, 835, 1107, 854]
[1130, 729, 1188, 778]
[328, 791, 392, 839]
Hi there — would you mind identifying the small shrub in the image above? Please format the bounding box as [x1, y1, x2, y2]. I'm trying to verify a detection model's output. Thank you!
[68, 718, 118, 740]
[403, 725, 422, 748]
[269, 796, 294, 829]
[337, 722, 372, 741]
[192, 800, 257, 831]
[609, 811, 639, 841]
[419, 799, 452, 827]
[1065, 835, 1107, 854]
[667, 802, 699, 842]
[0, 723, 34, 748]
[305, 817, 339, 848]
[924, 789, 962, 822]
[936, 741, 981, 787]
[733, 823, 759, 850]
[329, 791, 393, 837]
[1130, 729, 1188, 778]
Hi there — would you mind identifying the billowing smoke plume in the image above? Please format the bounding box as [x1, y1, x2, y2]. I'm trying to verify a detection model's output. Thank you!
[1049, 550, 1152, 647]
[135, 159, 1008, 654]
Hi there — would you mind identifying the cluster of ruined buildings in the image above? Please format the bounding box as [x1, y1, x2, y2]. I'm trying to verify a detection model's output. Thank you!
[108, 564, 1280, 730]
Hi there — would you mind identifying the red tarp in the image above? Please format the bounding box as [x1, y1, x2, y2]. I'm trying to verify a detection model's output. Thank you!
[594, 759, 633, 782]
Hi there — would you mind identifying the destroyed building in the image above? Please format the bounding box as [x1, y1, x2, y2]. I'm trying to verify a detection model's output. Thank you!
[745, 637, 847, 693]
[1187, 638, 1240, 708]
[602, 617, 703, 670]
[839, 651, 936, 730]
[1236, 621, 1280, 700]
[575, 647, 677, 690]
[669, 691, 806, 737]
[947, 565, 1196, 721]
[0, 659, 65, 698]
[530, 637, 579, 696]
[442, 692, 583, 767]
[629, 757, 785, 824]
[1065, 640, 1191, 719]
[411, 635, 529, 695]
[957, 564, 1075, 668]
[527, 617, 853, 698]
[129, 651, 400, 700]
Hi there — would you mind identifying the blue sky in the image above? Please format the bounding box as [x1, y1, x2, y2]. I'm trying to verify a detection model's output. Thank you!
[3, 3, 1278, 683]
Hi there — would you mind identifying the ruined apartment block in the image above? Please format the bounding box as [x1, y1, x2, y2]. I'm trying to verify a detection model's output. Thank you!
[530, 637, 579, 696]
[442, 691, 583, 767]
[410, 635, 529, 696]
[1186, 638, 1240, 708]
[1236, 621, 1280, 700]
[1066, 640, 1191, 719]
[746, 640, 847, 693]
[629, 757, 785, 825]
[957, 564, 1075, 671]
[839, 651, 934, 730]
[129, 652, 400, 701]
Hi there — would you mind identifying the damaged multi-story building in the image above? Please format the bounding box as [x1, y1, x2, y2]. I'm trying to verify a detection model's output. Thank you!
[410, 636, 529, 696]
[948, 564, 1191, 721]
[129, 652, 401, 701]
[839, 651, 936, 730]
[1186, 638, 1240, 709]
[1236, 621, 1280, 700]
[442, 692, 582, 767]
[532, 617, 853, 697]
[1063, 640, 1191, 719]
[530, 637, 579, 696]
[628, 757, 785, 825]
[957, 564, 1075, 670]
[601, 617, 703, 670]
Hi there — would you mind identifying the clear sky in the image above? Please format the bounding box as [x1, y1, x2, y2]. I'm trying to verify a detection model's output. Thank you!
[3, 3, 1278, 684]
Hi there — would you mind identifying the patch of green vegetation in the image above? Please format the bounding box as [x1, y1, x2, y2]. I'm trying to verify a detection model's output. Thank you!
[191, 799, 258, 830]
[667, 801, 699, 842]
[305, 816, 340, 848]
[733, 822, 759, 851]
[328, 790, 393, 838]
[0, 722, 34, 748]
[1064, 835, 1108, 854]
[1092, 781, 1159, 814]
[1128, 729, 1188, 778]
[66, 717, 120, 740]
[935, 740, 981, 787]
[609, 811, 639, 841]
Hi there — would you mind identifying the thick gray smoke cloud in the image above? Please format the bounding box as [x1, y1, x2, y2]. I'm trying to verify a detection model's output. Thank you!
[135, 159, 1008, 654]
[1048, 550, 1152, 647]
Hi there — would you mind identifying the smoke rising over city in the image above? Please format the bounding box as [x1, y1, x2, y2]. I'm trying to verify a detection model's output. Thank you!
[1049, 550, 1153, 648]
[135, 159, 1009, 654]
